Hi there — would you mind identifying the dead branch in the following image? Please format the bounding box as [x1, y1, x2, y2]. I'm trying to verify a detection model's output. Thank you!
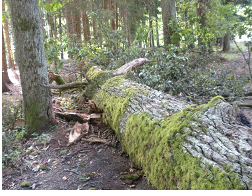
[238, 103, 252, 108]
[111, 58, 155, 75]
[81, 137, 108, 143]
[42, 82, 88, 90]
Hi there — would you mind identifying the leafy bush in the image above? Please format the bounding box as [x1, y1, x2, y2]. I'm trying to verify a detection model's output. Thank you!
[136, 48, 248, 104]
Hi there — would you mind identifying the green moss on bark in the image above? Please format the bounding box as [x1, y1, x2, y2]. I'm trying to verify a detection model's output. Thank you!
[94, 84, 244, 189]
[25, 99, 49, 136]
[86, 66, 244, 189]
[122, 97, 244, 189]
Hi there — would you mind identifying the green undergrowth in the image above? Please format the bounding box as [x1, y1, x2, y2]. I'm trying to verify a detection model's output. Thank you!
[123, 96, 244, 189]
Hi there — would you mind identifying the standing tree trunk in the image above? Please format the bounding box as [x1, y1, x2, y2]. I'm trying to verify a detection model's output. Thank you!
[2, 27, 11, 92]
[197, 0, 207, 53]
[124, 0, 130, 46]
[79, 61, 252, 190]
[161, 0, 177, 50]
[59, 11, 64, 59]
[48, 14, 54, 38]
[82, 11, 91, 43]
[2, 28, 12, 85]
[223, 33, 230, 52]
[8, 0, 56, 136]
[92, 0, 98, 39]
[2, 0, 15, 69]
[72, 9, 82, 42]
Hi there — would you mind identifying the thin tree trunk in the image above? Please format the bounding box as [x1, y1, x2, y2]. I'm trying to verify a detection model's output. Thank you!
[72, 10, 81, 42]
[149, 12, 154, 47]
[223, 33, 230, 52]
[156, 16, 160, 47]
[124, 0, 130, 46]
[65, 5, 73, 39]
[53, 15, 57, 39]
[161, 0, 176, 50]
[2, 0, 15, 69]
[8, 0, 56, 136]
[48, 14, 54, 38]
[197, 0, 207, 53]
[2, 27, 12, 84]
[110, 0, 115, 30]
[59, 11, 64, 59]
[82, 11, 91, 43]
[82, 62, 252, 190]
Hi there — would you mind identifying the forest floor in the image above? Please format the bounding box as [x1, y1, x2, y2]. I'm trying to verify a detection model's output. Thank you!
[2, 43, 252, 190]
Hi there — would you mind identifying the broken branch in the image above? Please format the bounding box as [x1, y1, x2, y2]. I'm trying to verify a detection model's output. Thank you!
[42, 82, 88, 90]
[111, 58, 155, 75]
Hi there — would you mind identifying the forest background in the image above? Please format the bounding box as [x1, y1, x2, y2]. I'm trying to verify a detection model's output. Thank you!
[2, 0, 252, 101]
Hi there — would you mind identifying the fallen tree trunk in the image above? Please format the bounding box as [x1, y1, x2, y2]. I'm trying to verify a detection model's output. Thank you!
[81, 61, 252, 190]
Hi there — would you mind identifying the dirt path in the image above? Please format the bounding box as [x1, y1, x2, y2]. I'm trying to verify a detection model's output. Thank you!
[2, 46, 252, 190]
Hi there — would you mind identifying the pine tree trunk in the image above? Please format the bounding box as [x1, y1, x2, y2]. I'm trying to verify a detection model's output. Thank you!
[48, 14, 54, 38]
[59, 11, 64, 59]
[65, 5, 73, 39]
[92, 0, 98, 39]
[197, 0, 207, 53]
[72, 10, 81, 42]
[53, 15, 57, 39]
[2, 0, 15, 69]
[83, 64, 252, 190]
[8, 0, 56, 136]
[161, 0, 176, 50]
[2, 28, 12, 84]
[82, 11, 91, 43]
[124, 0, 130, 46]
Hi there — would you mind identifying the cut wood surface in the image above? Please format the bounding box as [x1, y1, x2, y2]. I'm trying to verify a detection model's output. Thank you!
[84, 61, 252, 190]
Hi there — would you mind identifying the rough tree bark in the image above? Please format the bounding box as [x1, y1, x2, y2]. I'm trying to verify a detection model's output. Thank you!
[79, 60, 252, 190]
[2, 0, 15, 69]
[161, 0, 176, 49]
[8, 0, 56, 136]
[2, 27, 10, 92]
[2, 27, 12, 85]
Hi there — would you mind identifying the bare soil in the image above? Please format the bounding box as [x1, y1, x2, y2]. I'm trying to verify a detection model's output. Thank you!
[2, 46, 252, 190]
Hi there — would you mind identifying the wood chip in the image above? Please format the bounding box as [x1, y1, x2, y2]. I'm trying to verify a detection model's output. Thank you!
[69, 122, 89, 144]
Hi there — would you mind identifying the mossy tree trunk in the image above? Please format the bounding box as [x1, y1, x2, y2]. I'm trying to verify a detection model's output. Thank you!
[8, 0, 56, 136]
[83, 66, 252, 190]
